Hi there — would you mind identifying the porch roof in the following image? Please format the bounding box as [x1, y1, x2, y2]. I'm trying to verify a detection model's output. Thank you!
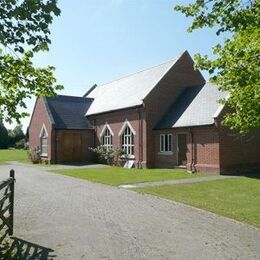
[44, 95, 93, 130]
[155, 82, 227, 129]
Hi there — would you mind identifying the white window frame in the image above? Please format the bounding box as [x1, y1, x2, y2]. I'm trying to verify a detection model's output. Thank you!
[39, 124, 48, 156]
[101, 127, 113, 150]
[159, 134, 173, 154]
[118, 120, 136, 136]
[100, 123, 114, 137]
[119, 121, 135, 157]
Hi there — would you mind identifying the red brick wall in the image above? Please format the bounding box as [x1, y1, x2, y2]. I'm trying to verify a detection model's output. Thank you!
[145, 51, 205, 167]
[89, 107, 147, 167]
[89, 52, 205, 168]
[154, 129, 177, 168]
[56, 129, 94, 163]
[219, 127, 260, 173]
[191, 127, 220, 173]
[154, 126, 220, 173]
[28, 98, 54, 161]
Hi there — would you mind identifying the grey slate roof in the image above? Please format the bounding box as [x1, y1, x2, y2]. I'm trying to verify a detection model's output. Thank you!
[86, 58, 178, 116]
[44, 95, 93, 129]
[156, 82, 227, 129]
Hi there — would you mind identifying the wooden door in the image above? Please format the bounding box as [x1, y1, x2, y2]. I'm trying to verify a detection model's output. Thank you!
[72, 133, 82, 162]
[61, 133, 82, 162]
[177, 134, 187, 166]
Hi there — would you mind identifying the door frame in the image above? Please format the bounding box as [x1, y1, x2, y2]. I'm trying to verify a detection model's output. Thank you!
[177, 133, 187, 166]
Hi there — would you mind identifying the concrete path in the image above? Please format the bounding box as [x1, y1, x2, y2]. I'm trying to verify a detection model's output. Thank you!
[0, 163, 259, 259]
[119, 175, 237, 189]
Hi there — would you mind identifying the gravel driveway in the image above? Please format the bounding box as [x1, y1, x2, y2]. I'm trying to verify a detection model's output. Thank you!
[0, 163, 259, 259]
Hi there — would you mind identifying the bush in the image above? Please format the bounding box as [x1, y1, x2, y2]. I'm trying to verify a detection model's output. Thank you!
[15, 138, 26, 149]
[7, 124, 26, 148]
[90, 146, 126, 166]
[27, 147, 41, 164]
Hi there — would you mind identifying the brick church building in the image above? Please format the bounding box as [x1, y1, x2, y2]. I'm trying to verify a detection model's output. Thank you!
[29, 51, 260, 174]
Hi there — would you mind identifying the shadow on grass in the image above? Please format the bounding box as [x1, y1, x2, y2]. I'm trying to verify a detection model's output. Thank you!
[53, 161, 105, 167]
[241, 173, 260, 180]
[223, 172, 260, 180]
[0, 232, 56, 260]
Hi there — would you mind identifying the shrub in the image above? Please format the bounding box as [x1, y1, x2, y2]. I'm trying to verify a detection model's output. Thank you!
[27, 147, 41, 164]
[90, 146, 126, 166]
[7, 124, 25, 148]
[15, 138, 26, 149]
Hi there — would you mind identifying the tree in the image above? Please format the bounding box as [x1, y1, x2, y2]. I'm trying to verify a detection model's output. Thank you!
[0, 0, 63, 124]
[8, 124, 25, 147]
[174, 0, 260, 133]
[12, 124, 25, 140]
[0, 122, 8, 149]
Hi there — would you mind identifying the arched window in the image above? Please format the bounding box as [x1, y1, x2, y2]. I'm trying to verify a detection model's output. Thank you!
[40, 125, 48, 156]
[121, 125, 134, 156]
[101, 127, 112, 150]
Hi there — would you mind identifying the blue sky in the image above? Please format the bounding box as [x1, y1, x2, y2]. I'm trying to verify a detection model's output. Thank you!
[11, 0, 223, 131]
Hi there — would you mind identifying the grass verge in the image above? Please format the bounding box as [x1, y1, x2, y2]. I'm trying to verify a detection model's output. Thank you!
[51, 167, 205, 186]
[134, 174, 260, 227]
[0, 149, 28, 165]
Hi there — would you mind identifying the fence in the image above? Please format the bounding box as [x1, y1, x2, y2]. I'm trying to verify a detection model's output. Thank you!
[0, 170, 15, 236]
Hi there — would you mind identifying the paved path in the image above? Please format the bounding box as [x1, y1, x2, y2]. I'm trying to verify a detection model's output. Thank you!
[0, 163, 259, 259]
[119, 175, 237, 189]
[6, 161, 109, 170]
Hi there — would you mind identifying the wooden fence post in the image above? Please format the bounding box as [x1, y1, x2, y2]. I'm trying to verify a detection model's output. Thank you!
[9, 169, 15, 235]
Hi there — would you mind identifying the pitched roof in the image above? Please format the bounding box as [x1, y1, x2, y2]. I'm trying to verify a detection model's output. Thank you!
[155, 82, 227, 129]
[44, 95, 93, 129]
[85, 57, 180, 116]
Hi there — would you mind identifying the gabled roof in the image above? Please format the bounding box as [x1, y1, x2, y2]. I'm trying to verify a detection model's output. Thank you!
[44, 95, 93, 130]
[155, 82, 227, 129]
[85, 53, 184, 116]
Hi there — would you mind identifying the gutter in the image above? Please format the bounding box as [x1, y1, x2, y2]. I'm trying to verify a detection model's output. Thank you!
[137, 107, 144, 168]
[189, 128, 195, 173]
[86, 104, 143, 118]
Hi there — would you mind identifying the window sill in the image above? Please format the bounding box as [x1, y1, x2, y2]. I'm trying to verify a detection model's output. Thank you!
[157, 151, 173, 156]
[120, 155, 135, 160]
[41, 154, 48, 157]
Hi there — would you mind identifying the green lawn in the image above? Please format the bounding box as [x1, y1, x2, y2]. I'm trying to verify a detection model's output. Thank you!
[134, 175, 260, 227]
[52, 167, 204, 186]
[0, 149, 28, 164]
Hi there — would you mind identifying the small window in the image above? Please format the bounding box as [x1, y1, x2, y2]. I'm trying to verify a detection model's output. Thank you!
[101, 127, 112, 150]
[40, 128, 48, 156]
[160, 134, 172, 152]
[121, 126, 134, 155]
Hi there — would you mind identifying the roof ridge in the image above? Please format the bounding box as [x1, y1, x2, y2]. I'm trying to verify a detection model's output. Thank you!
[46, 95, 94, 103]
[56, 94, 85, 98]
[96, 57, 178, 89]
[48, 95, 94, 100]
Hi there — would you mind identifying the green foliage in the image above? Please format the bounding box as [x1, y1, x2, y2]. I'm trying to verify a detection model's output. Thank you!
[27, 147, 41, 164]
[174, 0, 260, 132]
[0, 122, 8, 148]
[8, 124, 25, 147]
[90, 145, 125, 166]
[15, 138, 26, 149]
[0, 0, 63, 123]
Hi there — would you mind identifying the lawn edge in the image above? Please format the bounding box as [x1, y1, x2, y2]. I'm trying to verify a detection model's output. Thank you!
[131, 188, 260, 229]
